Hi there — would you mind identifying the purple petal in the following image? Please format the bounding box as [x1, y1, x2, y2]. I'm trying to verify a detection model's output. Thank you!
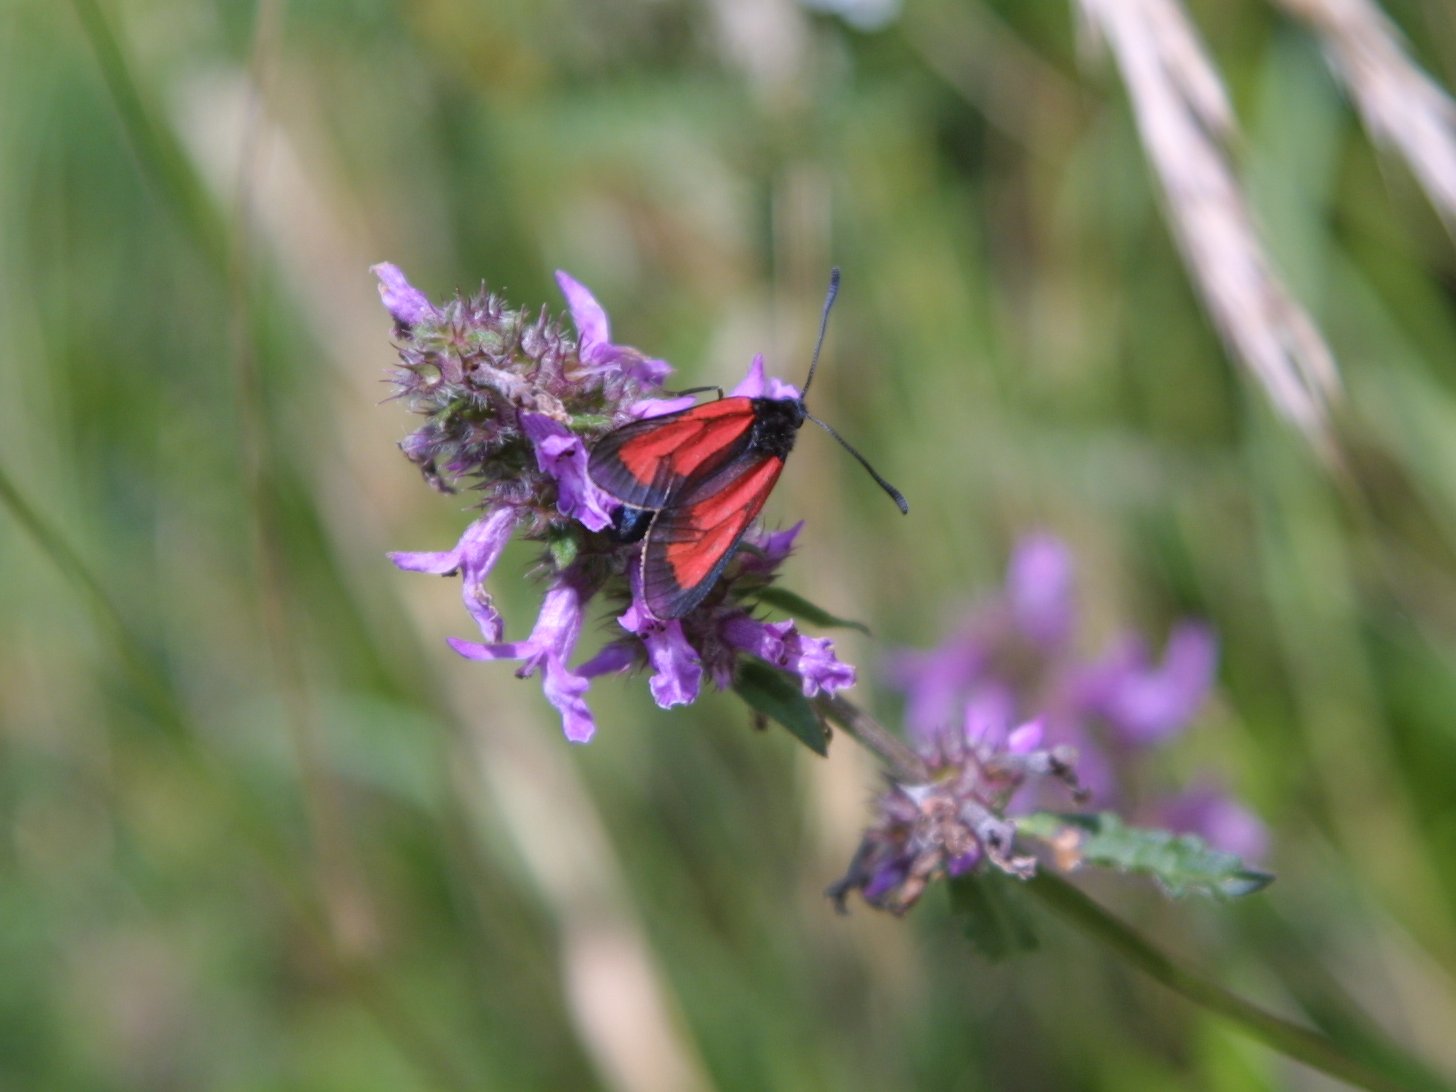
[372, 262, 437, 326]
[1006, 718, 1044, 755]
[962, 687, 1016, 749]
[617, 600, 704, 707]
[446, 635, 522, 661]
[790, 631, 856, 696]
[555, 270, 611, 350]
[444, 576, 598, 742]
[389, 509, 518, 640]
[862, 861, 909, 903]
[729, 354, 800, 401]
[645, 624, 704, 707]
[722, 616, 856, 697]
[578, 642, 638, 678]
[1100, 624, 1218, 744]
[543, 654, 597, 743]
[745, 521, 803, 567]
[520, 413, 615, 532]
[628, 395, 699, 420]
[556, 270, 671, 387]
[945, 849, 982, 877]
[1007, 535, 1075, 647]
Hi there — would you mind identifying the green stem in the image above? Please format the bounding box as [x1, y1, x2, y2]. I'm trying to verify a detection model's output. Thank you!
[815, 692, 930, 782]
[1026, 871, 1422, 1092]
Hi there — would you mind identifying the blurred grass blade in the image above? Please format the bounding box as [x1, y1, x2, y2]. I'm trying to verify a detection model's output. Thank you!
[1277, 0, 1456, 236]
[70, 0, 227, 266]
[1079, 0, 1342, 450]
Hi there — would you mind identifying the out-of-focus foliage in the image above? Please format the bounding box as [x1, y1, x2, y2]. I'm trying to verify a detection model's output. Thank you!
[3, 0, 1455, 1088]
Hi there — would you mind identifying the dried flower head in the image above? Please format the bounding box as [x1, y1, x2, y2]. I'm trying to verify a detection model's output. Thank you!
[829, 716, 1084, 914]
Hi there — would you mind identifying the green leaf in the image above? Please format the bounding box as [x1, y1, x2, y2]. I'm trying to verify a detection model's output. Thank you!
[1017, 812, 1274, 899]
[948, 871, 1039, 962]
[734, 661, 828, 756]
[754, 587, 871, 635]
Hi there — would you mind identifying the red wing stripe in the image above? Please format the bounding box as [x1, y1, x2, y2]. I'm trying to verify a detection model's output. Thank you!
[641, 456, 785, 617]
[588, 398, 756, 510]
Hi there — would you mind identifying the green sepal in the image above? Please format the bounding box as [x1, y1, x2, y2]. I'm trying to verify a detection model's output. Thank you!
[948, 870, 1040, 962]
[546, 525, 581, 571]
[1017, 812, 1274, 899]
[754, 587, 871, 635]
[568, 413, 615, 433]
[734, 661, 829, 756]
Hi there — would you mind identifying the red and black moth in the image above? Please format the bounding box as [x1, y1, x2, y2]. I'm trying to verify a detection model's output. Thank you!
[587, 269, 909, 620]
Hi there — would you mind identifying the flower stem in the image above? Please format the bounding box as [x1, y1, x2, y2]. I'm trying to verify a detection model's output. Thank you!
[814, 692, 930, 782]
[1026, 871, 1420, 1092]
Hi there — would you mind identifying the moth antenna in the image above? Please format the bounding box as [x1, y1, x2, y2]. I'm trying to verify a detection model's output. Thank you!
[806, 413, 910, 514]
[800, 267, 841, 396]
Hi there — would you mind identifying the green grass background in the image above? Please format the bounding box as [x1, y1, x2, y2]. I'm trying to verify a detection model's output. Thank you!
[4, 0, 1456, 1088]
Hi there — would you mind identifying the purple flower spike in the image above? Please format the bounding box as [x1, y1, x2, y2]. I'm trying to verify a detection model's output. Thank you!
[620, 602, 704, 707]
[371, 262, 438, 327]
[520, 413, 615, 532]
[389, 509, 519, 640]
[1007, 534, 1075, 647]
[556, 271, 671, 387]
[379, 263, 864, 742]
[448, 577, 598, 742]
[1091, 623, 1219, 744]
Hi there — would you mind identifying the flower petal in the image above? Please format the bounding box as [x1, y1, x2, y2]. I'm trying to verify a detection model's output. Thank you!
[389, 509, 518, 640]
[521, 413, 615, 532]
[721, 616, 855, 697]
[1099, 624, 1218, 743]
[372, 262, 437, 327]
[1007, 534, 1075, 647]
[556, 270, 671, 387]
[1159, 784, 1267, 862]
[729, 353, 800, 401]
[555, 270, 611, 351]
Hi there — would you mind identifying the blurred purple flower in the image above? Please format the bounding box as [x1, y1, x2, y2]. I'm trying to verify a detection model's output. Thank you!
[1007, 535, 1076, 647]
[1078, 624, 1219, 745]
[888, 534, 1075, 740]
[1159, 783, 1268, 862]
[872, 533, 1264, 885]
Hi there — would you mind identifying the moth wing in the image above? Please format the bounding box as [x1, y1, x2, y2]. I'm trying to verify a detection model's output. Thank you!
[588, 397, 757, 510]
[641, 454, 786, 618]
